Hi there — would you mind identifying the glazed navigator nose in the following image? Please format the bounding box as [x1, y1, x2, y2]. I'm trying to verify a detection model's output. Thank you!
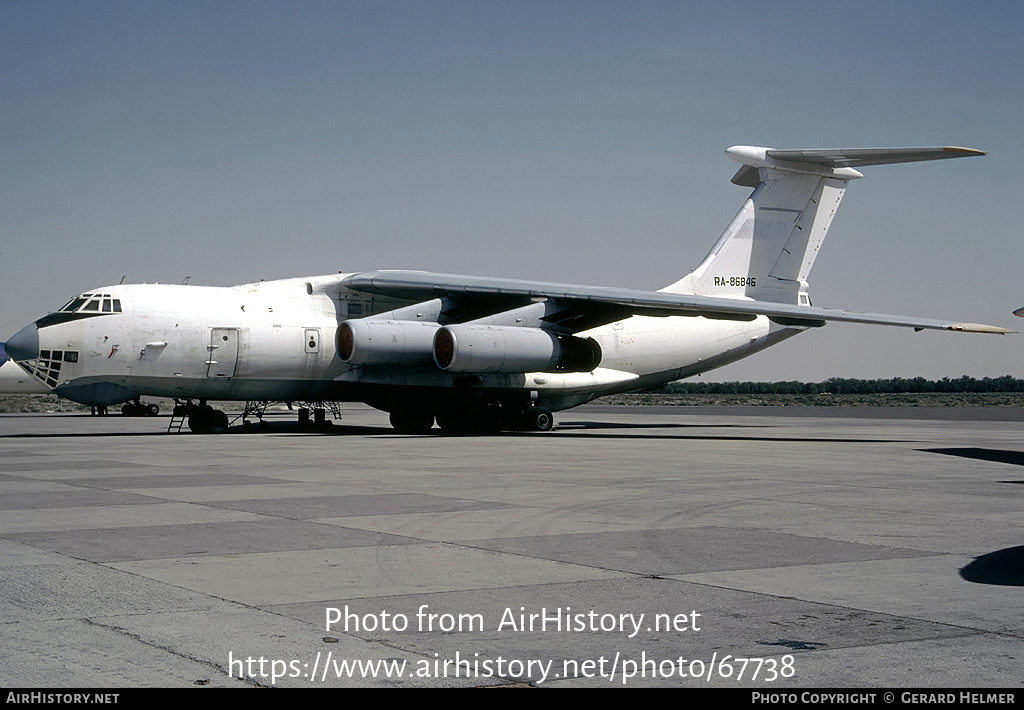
[4, 323, 39, 361]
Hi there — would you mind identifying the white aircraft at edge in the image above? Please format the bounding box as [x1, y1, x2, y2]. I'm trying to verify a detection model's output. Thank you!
[4, 145, 1010, 433]
[0, 344, 50, 394]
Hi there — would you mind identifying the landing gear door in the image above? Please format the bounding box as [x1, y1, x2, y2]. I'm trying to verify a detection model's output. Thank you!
[207, 328, 239, 378]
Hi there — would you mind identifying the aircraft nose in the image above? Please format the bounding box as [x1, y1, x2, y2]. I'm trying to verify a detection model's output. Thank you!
[5, 323, 39, 361]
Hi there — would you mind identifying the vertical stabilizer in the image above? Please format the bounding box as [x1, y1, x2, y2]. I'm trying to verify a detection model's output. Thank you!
[661, 145, 984, 305]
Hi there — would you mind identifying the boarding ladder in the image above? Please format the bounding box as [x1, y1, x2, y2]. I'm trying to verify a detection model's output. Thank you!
[167, 408, 187, 433]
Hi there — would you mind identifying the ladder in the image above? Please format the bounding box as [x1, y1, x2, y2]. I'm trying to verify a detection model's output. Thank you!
[168, 411, 187, 433]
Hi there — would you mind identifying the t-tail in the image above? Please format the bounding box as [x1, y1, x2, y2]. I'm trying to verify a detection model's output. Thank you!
[662, 146, 985, 305]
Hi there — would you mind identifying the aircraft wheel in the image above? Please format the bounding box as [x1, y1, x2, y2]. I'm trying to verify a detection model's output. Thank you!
[389, 410, 435, 434]
[434, 413, 459, 433]
[122, 401, 152, 417]
[188, 408, 229, 434]
[435, 412, 475, 434]
[524, 407, 554, 432]
[210, 409, 230, 432]
[187, 414, 210, 434]
[436, 411, 501, 434]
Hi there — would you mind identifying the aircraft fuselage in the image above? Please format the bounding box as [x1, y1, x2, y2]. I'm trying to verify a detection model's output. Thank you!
[7, 274, 795, 413]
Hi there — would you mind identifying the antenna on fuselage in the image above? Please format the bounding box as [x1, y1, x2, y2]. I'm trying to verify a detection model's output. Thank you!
[181, 276, 191, 285]
[119, 275, 129, 284]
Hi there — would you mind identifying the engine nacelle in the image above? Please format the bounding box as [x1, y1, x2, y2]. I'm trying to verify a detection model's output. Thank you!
[433, 325, 601, 374]
[338, 319, 439, 367]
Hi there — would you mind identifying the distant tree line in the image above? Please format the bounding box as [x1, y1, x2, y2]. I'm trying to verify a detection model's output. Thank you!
[660, 376, 1024, 395]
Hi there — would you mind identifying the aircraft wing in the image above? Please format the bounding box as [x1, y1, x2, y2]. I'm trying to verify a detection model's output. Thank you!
[341, 271, 1011, 334]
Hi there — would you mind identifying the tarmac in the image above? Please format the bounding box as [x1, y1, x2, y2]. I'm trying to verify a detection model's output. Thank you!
[1, 404, 1022, 688]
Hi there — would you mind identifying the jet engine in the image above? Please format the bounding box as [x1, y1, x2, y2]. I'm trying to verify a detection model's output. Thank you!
[433, 325, 601, 374]
[337, 319, 439, 366]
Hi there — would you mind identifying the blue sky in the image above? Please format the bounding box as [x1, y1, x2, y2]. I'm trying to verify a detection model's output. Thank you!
[2, 1, 1022, 381]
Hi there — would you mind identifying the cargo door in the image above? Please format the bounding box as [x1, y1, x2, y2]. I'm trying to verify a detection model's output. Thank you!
[206, 328, 239, 378]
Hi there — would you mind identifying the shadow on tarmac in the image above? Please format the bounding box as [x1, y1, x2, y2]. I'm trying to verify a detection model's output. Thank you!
[960, 545, 1024, 586]
[921, 447, 1024, 467]
[1, 416, 904, 444]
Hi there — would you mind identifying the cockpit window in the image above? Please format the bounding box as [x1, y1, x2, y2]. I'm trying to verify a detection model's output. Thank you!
[60, 298, 89, 313]
[57, 293, 121, 314]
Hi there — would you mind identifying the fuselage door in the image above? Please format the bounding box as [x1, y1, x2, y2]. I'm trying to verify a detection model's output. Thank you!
[207, 328, 239, 378]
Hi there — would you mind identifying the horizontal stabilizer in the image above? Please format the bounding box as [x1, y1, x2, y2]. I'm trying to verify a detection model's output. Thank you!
[765, 146, 985, 168]
[726, 146, 985, 181]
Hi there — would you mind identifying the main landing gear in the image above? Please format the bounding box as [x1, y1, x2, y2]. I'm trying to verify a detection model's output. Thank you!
[171, 401, 229, 434]
[522, 406, 554, 432]
[388, 405, 554, 434]
[389, 410, 436, 434]
[120, 399, 160, 417]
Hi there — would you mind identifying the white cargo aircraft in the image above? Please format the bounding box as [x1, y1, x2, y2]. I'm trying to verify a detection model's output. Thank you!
[4, 146, 1010, 433]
